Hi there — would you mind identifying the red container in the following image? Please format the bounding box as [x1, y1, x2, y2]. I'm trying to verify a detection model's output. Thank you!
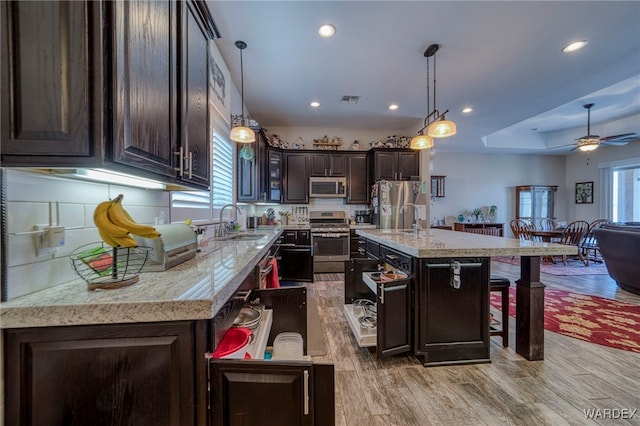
[213, 327, 252, 359]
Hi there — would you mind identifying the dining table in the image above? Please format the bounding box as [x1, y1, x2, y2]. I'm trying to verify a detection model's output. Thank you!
[529, 229, 564, 242]
[529, 229, 564, 263]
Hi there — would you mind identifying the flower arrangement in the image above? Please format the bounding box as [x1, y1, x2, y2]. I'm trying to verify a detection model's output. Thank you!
[471, 207, 483, 222]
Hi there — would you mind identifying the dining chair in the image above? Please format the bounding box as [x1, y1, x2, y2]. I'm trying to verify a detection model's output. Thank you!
[539, 218, 557, 230]
[557, 220, 590, 266]
[580, 219, 609, 266]
[510, 219, 534, 241]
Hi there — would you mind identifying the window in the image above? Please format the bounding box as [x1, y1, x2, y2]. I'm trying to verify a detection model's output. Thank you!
[599, 158, 640, 222]
[211, 131, 233, 209]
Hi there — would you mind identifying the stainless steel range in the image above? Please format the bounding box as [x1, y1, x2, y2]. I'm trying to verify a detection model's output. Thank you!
[310, 211, 350, 273]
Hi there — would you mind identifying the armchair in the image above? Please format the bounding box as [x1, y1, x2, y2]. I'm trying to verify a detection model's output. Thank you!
[593, 223, 640, 295]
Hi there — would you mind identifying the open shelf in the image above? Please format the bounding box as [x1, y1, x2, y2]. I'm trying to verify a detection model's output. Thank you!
[245, 309, 273, 359]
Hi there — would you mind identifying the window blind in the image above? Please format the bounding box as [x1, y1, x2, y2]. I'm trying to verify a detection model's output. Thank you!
[211, 132, 234, 209]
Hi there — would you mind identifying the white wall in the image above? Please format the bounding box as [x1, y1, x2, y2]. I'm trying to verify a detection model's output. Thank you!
[428, 153, 566, 233]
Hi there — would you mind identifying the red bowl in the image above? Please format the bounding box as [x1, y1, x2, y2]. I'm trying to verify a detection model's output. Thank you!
[213, 327, 252, 358]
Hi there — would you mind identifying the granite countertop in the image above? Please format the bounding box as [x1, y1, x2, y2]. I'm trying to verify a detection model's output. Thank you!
[350, 223, 376, 229]
[356, 228, 579, 258]
[0, 229, 283, 329]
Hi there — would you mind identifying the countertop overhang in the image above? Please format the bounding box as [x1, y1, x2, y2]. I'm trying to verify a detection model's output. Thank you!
[1, 229, 283, 329]
[356, 228, 579, 258]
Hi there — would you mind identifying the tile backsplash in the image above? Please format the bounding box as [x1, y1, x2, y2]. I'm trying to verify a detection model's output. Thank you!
[3, 169, 170, 300]
[2, 169, 370, 301]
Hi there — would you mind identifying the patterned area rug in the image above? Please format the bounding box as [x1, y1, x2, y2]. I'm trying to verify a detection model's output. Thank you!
[493, 256, 609, 275]
[491, 287, 640, 353]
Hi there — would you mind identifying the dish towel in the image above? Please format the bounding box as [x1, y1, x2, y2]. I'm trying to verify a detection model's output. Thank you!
[266, 258, 280, 288]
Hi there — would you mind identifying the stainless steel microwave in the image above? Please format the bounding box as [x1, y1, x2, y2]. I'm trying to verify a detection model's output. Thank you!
[309, 177, 347, 198]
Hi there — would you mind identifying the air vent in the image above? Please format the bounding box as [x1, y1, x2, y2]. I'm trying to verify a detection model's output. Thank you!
[340, 95, 360, 105]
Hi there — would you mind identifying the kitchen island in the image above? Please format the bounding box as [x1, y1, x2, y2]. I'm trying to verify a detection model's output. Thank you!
[355, 228, 578, 363]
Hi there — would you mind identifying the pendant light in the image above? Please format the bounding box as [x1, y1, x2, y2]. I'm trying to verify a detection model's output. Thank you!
[411, 43, 456, 150]
[425, 44, 456, 138]
[411, 45, 435, 149]
[229, 40, 255, 143]
[576, 103, 600, 152]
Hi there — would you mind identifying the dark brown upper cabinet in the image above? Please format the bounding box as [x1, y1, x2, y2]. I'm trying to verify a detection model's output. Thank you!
[368, 149, 419, 182]
[309, 153, 347, 177]
[1, 1, 102, 166]
[110, 0, 214, 188]
[283, 152, 310, 204]
[1, 0, 217, 190]
[346, 153, 368, 204]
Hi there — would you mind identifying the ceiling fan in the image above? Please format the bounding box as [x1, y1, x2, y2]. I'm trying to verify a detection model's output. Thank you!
[566, 103, 638, 152]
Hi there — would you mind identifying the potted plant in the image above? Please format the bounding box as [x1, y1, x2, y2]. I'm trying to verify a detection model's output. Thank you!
[472, 207, 483, 223]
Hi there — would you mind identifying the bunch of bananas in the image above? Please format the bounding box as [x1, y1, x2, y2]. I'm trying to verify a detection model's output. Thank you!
[93, 194, 161, 247]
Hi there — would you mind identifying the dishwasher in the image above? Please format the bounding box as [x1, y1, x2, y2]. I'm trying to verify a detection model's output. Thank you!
[343, 242, 413, 358]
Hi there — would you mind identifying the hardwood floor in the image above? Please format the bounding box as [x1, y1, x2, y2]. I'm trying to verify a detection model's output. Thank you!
[309, 262, 640, 426]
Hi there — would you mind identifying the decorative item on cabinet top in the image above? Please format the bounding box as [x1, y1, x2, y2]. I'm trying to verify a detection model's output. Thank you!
[313, 135, 342, 150]
[369, 135, 411, 149]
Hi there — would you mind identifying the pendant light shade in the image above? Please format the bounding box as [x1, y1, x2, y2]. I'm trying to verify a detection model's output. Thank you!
[577, 137, 600, 152]
[230, 40, 255, 143]
[410, 134, 434, 150]
[427, 115, 457, 138]
[230, 126, 255, 143]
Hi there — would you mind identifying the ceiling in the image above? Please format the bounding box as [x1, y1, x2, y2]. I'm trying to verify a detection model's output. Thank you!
[206, 1, 640, 154]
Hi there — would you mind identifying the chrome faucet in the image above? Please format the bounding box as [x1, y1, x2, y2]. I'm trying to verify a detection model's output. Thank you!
[219, 204, 242, 237]
[400, 203, 422, 234]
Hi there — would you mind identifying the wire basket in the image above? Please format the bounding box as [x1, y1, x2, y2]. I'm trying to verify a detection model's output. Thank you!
[70, 242, 153, 290]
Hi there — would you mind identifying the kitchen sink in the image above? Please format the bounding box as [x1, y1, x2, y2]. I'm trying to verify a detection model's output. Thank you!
[226, 233, 267, 241]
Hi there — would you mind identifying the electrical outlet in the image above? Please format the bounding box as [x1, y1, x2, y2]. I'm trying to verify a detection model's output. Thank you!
[43, 226, 65, 248]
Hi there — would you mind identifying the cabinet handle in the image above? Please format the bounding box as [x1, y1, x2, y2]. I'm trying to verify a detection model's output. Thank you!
[399, 172, 403, 180]
[379, 284, 385, 304]
[329, 168, 332, 176]
[188, 151, 193, 179]
[174, 147, 184, 176]
[303, 370, 309, 415]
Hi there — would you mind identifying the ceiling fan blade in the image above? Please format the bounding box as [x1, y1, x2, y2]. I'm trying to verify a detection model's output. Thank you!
[545, 142, 577, 151]
[600, 133, 639, 145]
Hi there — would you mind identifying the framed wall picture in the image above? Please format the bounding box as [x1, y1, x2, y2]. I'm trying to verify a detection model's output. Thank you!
[208, 40, 231, 125]
[575, 181, 594, 204]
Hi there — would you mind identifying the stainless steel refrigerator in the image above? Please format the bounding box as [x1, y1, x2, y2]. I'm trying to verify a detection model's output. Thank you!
[371, 180, 428, 229]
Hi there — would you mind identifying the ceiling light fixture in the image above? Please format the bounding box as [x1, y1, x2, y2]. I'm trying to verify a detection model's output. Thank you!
[576, 103, 600, 152]
[318, 24, 336, 38]
[229, 40, 255, 144]
[562, 40, 588, 53]
[310, 101, 320, 108]
[411, 43, 456, 150]
[388, 104, 399, 110]
[461, 107, 473, 114]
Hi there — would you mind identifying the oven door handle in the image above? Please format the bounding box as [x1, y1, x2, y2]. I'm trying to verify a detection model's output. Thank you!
[312, 233, 350, 238]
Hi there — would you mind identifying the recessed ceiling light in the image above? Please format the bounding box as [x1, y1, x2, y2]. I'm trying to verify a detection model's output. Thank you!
[318, 24, 336, 38]
[562, 40, 588, 53]
[388, 104, 399, 110]
[310, 101, 320, 108]
[461, 107, 473, 113]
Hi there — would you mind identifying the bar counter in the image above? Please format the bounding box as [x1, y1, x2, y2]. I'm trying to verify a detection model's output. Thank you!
[356, 228, 578, 361]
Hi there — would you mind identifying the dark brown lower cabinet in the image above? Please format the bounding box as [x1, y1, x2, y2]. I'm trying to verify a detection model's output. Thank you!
[4, 321, 199, 426]
[343, 258, 412, 358]
[3, 288, 335, 425]
[414, 257, 491, 366]
[210, 361, 334, 426]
